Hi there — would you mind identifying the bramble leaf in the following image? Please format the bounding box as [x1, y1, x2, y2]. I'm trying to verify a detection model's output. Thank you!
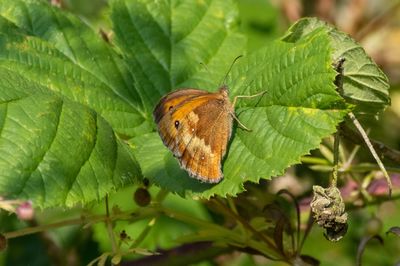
[282, 17, 390, 114]
[0, 0, 142, 208]
[124, 0, 349, 198]
[2, 0, 384, 202]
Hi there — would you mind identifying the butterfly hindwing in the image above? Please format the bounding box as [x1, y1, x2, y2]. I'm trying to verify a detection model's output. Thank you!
[179, 98, 233, 182]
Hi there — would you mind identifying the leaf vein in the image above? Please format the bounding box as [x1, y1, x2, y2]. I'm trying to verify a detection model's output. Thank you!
[64, 112, 99, 205]
[16, 99, 64, 200]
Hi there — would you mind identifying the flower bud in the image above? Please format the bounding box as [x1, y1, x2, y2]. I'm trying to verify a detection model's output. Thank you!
[16, 201, 34, 221]
[134, 188, 151, 207]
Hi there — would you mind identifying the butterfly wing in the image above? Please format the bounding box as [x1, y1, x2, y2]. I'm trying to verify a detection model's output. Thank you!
[153, 89, 233, 183]
[153, 89, 209, 123]
[153, 88, 211, 157]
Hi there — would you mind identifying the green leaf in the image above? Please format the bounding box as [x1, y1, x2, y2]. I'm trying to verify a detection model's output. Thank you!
[0, 0, 149, 137]
[0, 0, 142, 208]
[0, 69, 141, 208]
[110, 0, 247, 100]
[130, 133, 215, 195]
[130, 28, 348, 198]
[238, 0, 280, 51]
[281, 17, 390, 114]
[0, 1, 353, 203]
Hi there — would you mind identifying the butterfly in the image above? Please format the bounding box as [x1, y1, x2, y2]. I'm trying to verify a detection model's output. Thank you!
[153, 55, 266, 183]
[153, 83, 266, 183]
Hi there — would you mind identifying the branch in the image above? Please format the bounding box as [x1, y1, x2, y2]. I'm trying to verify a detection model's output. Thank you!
[340, 124, 400, 164]
[347, 113, 392, 196]
[121, 242, 231, 266]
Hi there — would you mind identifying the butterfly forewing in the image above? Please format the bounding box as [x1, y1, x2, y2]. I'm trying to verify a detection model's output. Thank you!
[154, 90, 213, 156]
[153, 89, 208, 123]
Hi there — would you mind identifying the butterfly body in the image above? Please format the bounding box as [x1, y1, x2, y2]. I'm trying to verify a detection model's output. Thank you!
[153, 86, 234, 183]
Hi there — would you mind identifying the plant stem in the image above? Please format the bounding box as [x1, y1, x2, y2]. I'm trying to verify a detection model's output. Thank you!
[212, 199, 283, 260]
[348, 112, 392, 196]
[122, 241, 232, 266]
[347, 193, 400, 210]
[227, 197, 247, 237]
[161, 205, 282, 260]
[155, 189, 169, 203]
[342, 143, 361, 170]
[340, 124, 400, 165]
[3, 209, 158, 239]
[130, 217, 157, 248]
[105, 195, 118, 254]
[301, 156, 331, 165]
[309, 163, 400, 174]
[332, 131, 340, 187]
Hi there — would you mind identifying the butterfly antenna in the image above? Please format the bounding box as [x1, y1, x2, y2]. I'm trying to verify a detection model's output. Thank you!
[219, 55, 243, 87]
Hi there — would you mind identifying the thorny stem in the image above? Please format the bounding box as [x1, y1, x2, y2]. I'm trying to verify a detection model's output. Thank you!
[348, 112, 392, 197]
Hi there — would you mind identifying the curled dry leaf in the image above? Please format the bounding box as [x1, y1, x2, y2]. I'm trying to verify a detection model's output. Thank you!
[310, 185, 348, 241]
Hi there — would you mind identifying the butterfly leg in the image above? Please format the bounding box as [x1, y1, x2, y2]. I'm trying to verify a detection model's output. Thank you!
[231, 113, 252, 131]
[232, 90, 267, 107]
[231, 90, 267, 131]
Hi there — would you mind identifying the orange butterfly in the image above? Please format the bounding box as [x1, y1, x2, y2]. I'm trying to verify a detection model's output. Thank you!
[153, 61, 266, 183]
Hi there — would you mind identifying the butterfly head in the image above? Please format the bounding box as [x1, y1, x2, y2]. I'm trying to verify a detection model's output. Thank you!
[218, 85, 229, 97]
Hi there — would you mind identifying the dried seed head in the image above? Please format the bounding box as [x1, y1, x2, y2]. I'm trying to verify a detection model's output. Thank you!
[310, 185, 348, 241]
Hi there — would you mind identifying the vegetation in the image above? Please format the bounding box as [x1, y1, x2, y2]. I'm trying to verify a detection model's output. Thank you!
[0, 0, 399, 265]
